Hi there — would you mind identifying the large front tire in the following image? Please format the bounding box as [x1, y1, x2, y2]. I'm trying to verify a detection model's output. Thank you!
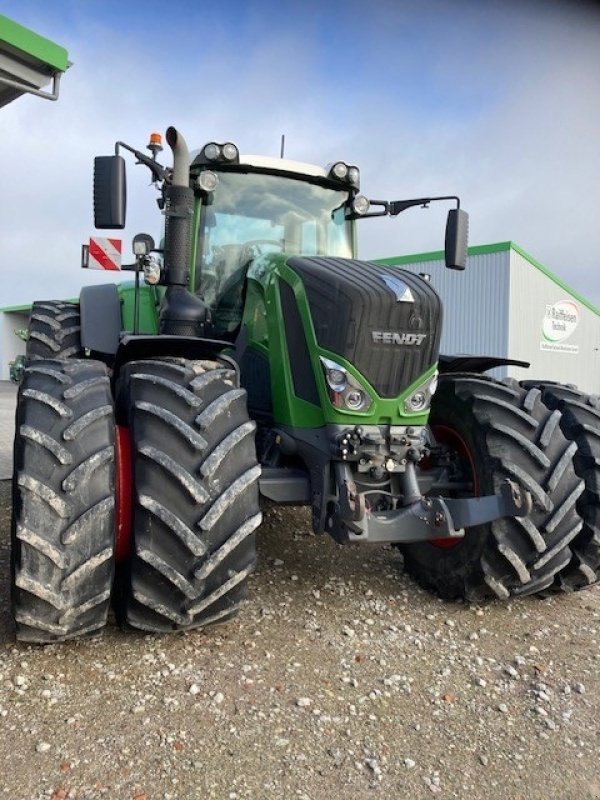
[522, 382, 600, 591]
[11, 360, 115, 643]
[401, 374, 584, 601]
[115, 358, 261, 633]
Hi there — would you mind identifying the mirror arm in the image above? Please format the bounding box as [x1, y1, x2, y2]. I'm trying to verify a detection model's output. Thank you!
[388, 195, 460, 216]
[115, 141, 168, 183]
[353, 195, 462, 221]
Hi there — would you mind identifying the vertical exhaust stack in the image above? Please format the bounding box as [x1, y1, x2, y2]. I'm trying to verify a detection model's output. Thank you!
[167, 126, 190, 187]
[160, 126, 210, 336]
[163, 126, 192, 288]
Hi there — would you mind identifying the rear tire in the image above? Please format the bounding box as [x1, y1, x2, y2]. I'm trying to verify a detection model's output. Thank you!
[11, 360, 115, 642]
[401, 374, 584, 601]
[521, 382, 600, 590]
[115, 358, 261, 633]
[26, 300, 83, 361]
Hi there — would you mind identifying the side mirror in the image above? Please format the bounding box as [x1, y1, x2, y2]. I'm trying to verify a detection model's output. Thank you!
[94, 156, 126, 229]
[132, 233, 155, 256]
[445, 208, 469, 270]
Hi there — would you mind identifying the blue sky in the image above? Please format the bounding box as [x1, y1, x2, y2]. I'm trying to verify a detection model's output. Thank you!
[1, 0, 600, 306]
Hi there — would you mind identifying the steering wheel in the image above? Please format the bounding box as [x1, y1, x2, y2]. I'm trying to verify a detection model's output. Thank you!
[241, 239, 284, 256]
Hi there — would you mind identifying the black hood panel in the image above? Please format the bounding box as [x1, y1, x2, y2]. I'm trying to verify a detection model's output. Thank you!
[287, 257, 442, 398]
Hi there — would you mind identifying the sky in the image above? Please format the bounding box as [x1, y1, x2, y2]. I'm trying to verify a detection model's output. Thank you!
[1, 0, 600, 308]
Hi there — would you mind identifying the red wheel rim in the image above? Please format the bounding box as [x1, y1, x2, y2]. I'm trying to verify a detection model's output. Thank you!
[115, 425, 133, 563]
[429, 424, 479, 549]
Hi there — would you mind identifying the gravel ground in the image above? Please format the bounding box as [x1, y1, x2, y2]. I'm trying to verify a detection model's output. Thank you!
[0, 480, 598, 800]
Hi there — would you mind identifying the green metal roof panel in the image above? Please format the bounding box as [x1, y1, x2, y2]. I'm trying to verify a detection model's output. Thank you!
[0, 15, 68, 72]
[375, 241, 513, 266]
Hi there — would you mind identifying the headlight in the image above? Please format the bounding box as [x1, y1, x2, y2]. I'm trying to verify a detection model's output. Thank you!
[198, 142, 240, 165]
[222, 142, 239, 161]
[196, 170, 219, 192]
[345, 389, 368, 411]
[320, 357, 373, 413]
[403, 371, 439, 415]
[352, 195, 370, 215]
[328, 161, 360, 188]
[331, 162, 348, 179]
[348, 166, 360, 187]
[327, 368, 346, 391]
[203, 143, 221, 161]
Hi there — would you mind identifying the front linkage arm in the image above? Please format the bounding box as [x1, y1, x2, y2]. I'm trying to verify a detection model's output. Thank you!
[333, 462, 532, 545]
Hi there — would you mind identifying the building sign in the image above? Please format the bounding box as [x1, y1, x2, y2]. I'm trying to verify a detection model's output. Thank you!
[540, 300, 579, 354]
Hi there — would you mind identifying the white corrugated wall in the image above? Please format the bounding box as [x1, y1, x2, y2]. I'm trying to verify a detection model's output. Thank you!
[506, 249, 600, 393]
[378, 243, 600, 394]
[380, 249, 511, 375]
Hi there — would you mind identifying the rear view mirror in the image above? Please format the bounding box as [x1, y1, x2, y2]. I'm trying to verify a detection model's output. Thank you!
[445, 208, 469, 270]
[94, 156, 126, 229]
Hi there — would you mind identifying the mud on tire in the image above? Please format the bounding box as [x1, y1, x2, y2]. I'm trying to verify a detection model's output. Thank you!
[115, 358, 261, 633]
[401, 374, 584, 601]
[11, 360, 115, 643]
[26, 300, 83, 361]
[521, 382, 600, 591]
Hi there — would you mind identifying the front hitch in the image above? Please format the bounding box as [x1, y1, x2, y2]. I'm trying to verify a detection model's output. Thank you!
[331, 462, 532, 545]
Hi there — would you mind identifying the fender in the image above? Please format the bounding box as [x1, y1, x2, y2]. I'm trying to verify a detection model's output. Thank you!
[80, 283, 122, 356]
[438, 354, 530, 374]
[111, 334, 238, 386]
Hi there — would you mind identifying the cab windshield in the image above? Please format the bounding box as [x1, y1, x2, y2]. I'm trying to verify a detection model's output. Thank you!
[195, 171, 353, 334]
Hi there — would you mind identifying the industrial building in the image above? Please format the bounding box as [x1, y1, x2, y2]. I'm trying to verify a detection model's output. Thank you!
[377, 241, 600, 394]
[1, 241, 599, 393]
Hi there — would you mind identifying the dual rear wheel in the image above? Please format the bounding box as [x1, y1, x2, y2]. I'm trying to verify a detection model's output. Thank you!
[11, 356, 260, 643]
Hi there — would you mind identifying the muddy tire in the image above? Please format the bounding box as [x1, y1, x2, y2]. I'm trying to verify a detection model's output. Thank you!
[11, 360, 115, 643]
[521, 382, 600, 590]
[26, 300, 83, 361]
[401, 374, 584, 601]
[115, 358, 260, 633]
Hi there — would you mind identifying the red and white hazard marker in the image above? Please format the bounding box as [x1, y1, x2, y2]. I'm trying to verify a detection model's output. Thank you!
[86, 237, 122, 271]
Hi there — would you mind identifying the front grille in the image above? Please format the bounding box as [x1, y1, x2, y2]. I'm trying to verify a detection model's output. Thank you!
[287, 257, 442, 398]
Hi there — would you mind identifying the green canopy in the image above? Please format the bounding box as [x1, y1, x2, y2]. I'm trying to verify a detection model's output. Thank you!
[0, 14, 69, 107]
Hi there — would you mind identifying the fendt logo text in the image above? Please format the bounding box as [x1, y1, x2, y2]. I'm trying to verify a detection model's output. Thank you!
[371, 331, 427, 345]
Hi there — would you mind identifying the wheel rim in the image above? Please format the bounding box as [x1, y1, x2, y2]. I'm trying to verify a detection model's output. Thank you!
[429, 423, 479, 549]
[115, 425, 133, 563]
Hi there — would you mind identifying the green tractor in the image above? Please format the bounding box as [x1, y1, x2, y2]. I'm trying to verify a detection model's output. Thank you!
[11, 127, 599, 643]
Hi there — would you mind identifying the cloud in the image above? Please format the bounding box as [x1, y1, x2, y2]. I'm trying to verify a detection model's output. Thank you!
[1, 0, 599, 310]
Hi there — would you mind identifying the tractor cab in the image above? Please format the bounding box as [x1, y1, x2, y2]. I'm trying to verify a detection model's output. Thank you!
[189, 150, 359, 337]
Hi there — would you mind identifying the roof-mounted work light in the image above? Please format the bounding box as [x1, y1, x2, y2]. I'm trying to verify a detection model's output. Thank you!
[328, 161, 360, 188]
[196, 141, 240, 165]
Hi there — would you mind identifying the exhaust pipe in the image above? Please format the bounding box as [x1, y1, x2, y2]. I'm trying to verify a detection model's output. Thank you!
[159, 126, 210, 336]
[166, 126, 190, 187]
[162, 125, 193, 288]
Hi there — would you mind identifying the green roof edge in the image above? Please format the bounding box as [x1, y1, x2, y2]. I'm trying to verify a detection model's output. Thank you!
[376, 241, 600, 317]
[0, 15, 69, 73]
[1, 298, 77, 313]
[508, 242, 600, 317]
[1, 302, 34, 313]
[374, 241, 512, 266]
